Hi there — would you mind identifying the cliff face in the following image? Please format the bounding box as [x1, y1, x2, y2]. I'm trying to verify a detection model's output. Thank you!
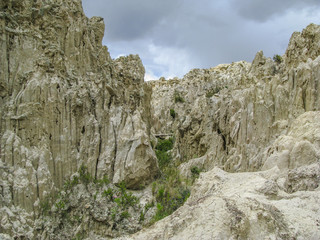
[0, 0, 158, 232]
[149, 24, 320, 176]
[127, 24, 320, 240]
[1, 0, 320, 239]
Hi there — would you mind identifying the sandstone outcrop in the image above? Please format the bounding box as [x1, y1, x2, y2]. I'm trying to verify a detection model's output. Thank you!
[1, 0, 320, 239]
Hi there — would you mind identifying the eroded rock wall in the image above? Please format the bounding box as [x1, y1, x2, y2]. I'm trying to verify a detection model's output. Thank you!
[1, 0, 320, 239]
[0, 0, 158, 225]
[149, 24, 320, 175]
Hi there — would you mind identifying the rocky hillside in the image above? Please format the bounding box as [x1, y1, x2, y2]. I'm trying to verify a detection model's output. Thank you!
[1, 0, 320, 239]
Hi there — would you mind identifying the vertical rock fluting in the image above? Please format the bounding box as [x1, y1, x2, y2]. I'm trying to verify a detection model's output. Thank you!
[1, 0, 320, 238]
[0, 0, 159, 232]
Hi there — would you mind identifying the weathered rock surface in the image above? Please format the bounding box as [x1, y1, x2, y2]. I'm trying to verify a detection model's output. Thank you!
[1, 0, 158, 238]
[120, 166, 320, 240]
[148, 24, 320, 176]
[1, 0, 320, 239]
[119, 110, 320, 239]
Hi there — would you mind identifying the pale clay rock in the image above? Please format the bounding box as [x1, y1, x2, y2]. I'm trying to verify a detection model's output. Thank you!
[119, 167, 320, 240]
[1, 0, 320, 239]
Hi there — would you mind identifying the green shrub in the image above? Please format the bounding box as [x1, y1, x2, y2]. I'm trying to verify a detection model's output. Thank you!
[114, 182, 139, 209]
[120, 211, 130, 219]
[144, 201, 155, 211]
[156, 186, 165, 201]
[155, 150, 172, 169]
[111, 207, 118, 221]
[153, 203, 167, 221]
[273, 54, 282, 64]
[78, 165, 91, 185]
[139, 211, 145, 222]
[151, 166, 190, 223]
[170, 109, 176, 119]
[55, 200, 66, 210]
[174, 92, 185, 103]
[155, 137, 174, 169]
[190, 166, 201, 179]
[103, 188, 114, 201]
[155, 137, 174, 152]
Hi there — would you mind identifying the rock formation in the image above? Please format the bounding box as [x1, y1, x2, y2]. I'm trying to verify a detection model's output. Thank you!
[1, 0, 158, 238]
[1, 0, 320, 239]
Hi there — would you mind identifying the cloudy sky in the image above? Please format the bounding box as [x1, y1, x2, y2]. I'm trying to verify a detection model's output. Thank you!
[82, 0, 320, 80]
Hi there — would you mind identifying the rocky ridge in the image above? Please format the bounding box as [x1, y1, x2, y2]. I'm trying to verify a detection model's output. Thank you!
[1, 0, 320, 239]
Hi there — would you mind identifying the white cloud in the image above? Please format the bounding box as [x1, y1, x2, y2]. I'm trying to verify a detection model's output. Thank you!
[144, 71, 158, 81]
[147, 43, 193, 79]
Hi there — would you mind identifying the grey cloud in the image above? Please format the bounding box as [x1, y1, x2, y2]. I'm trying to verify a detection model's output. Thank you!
[82, 0, 320, 79]
[82, 0, 181, 41]
[232, 0, 320, 22]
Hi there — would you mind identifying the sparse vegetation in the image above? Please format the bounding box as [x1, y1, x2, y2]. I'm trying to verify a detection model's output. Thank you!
[40, 198, 51, 215]
[191, 166, 201, 180]
[170, 109, 176, 119]
[102, 187, 114, 201]
[174, 92, 185, 103]
[115, 182, 139, 208]
[39, 164, 142, 238]
[150, 136, 191, 224]
[155, 137, 174, 169]
[79, 164, 92, 185]
[206, 86, 221, 97]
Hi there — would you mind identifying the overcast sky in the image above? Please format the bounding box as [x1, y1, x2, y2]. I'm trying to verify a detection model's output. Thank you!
[82, 0, 320, 80]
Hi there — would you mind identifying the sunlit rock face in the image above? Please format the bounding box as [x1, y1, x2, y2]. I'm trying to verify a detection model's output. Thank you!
[1, 0, 320, 239]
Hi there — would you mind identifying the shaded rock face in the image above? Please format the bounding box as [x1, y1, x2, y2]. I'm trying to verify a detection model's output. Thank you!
[0, 0, 158, 218]
[1, 0, 320, 239]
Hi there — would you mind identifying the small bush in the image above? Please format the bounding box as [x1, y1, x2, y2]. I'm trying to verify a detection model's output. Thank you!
[139, 211, 145, 222]
[55, 200, 66, 210]
[114, 182, 139, 209]
[170, 109, 176, 119]
[190, 166, 201, 179]
[155, 150, 172, 169]
[155, 137, 174, 152]
[120, 211, 130, 219]
[103, 188, 114, 201]
[174, 92, 185, 103]
[153, 203, 167, 221]
[273, 54, 282, 64]
[79, 165, 91, 185]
